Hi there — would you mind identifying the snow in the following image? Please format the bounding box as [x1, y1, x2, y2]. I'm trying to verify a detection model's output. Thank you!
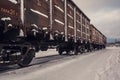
[1, 17, 11, 21]
[8, 24, 12, 27]
[55, 19, 64, 25]
[19, 29, 24, 36]
[8, 0, 18, 4]
[96, 47, 120, 80]
[68, 25, 74, 29]
[30, 9, 48, 18]
[31, 29, 38, 32]
[0, 47, 120, 80]
[54, 5, 64, 12]
[31, 24, 38, 28]
[42, 27, 47, 30]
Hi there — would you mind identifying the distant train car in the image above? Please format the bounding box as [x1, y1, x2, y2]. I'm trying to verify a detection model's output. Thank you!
[90, 24, 106, 50]
[0, 0, 106, 67]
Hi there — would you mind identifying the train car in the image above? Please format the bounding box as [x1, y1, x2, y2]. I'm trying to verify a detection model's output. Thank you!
[0, 0, 106, 67]
[58, 0, 91, 54]
[90, 24, 106, 50]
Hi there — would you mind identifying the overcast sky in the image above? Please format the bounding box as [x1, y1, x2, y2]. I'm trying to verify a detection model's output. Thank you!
[73, 0, 120, 42]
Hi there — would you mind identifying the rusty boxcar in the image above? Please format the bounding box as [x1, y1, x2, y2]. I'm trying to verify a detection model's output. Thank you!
[0, 0, 106, 67]
[90, 24, 106, 49]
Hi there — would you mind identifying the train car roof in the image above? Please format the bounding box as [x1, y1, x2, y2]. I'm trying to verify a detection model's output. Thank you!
[70, 0, 90, 21]
[90, 24, 106, 38]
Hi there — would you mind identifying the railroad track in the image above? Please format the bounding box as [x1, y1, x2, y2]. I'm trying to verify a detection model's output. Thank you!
[0, 53, 82, 74]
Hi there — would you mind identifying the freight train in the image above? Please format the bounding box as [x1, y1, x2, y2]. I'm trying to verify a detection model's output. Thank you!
[0, 0, 106, 67]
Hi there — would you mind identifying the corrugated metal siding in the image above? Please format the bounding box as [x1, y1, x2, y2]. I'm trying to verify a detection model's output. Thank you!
[0, 0, 20, 25]
[90, 25, 96, 43]
[90, 24, 105, 44]
[76, 9, 82, 38]
[24, 0, 91, 41]
[24, 0, 50, 29]
[67, 0, 74, 36]
[0, 0, 106, 43]
[52, 0, 64, 33]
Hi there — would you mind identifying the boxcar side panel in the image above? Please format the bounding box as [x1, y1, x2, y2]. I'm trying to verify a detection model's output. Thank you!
[0, 0, 20, 26]
[52, 0, 65, 33]
[24, 0, 50, 30]
[76, 9, 82, 39]
[67, 0, 74, 36]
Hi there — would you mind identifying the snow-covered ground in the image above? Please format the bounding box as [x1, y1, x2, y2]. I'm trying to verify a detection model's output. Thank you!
[35, 49, 57, 57]
[0, 47, 120, 80]
[97, 47, 120, 80]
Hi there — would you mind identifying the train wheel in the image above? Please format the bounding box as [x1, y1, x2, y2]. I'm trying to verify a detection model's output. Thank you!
[81, 45, 85, 53]
[73, 46, 78, 55]
[58, 48, 63, 55]
[90, 45, 93, 52]
[18, 49, 35, 67]
[78, 46, 83, 54]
